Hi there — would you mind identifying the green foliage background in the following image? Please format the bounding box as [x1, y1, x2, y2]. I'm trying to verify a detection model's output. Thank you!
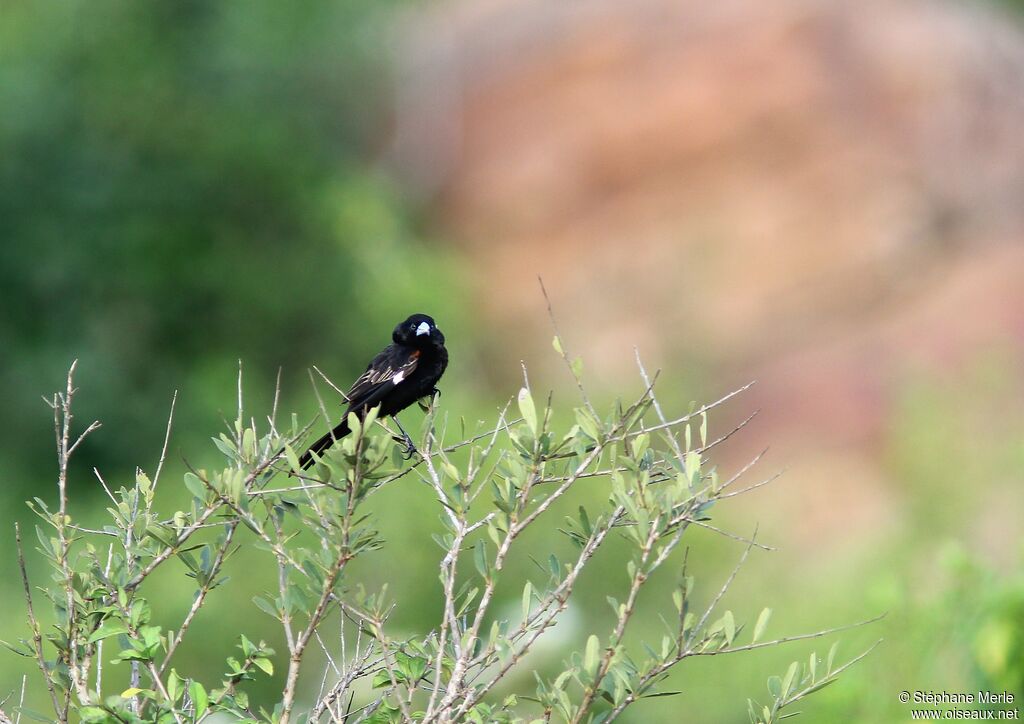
[1, 1, 1022, 722]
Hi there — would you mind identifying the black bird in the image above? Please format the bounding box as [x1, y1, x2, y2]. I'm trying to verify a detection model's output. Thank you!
[298, 313, 448, 469]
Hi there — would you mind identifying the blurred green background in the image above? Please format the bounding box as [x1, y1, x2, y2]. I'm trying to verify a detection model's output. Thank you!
[2, 0, 1023, 721]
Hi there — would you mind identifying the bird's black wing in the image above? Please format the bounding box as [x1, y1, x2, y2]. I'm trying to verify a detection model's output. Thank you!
[343, 344, 421, 415]
[298, 345, 421, 470]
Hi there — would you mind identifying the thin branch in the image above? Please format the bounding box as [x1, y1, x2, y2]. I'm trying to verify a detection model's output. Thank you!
[15, 524, 62, 718]
[15, 674, 26, 724]
[539, 276, 598, 418]
[312, 365, 350, 401]
[698, 408, 759, 458]
[52, 361, 99, 711]
[692, 615, 885, 658]
[635, 382, 757, 439]
[718, 470, 784, 500]
[680, 519, 776, 552]
[634, 350, 684, 467]
[152, 391, 178, 491]
[689, 528, 758, 650]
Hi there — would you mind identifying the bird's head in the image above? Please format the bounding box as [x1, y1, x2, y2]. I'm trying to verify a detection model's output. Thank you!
[394, 313, 445, 347]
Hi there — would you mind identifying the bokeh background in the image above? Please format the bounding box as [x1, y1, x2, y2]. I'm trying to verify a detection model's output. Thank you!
[2, 0, 1023, 721]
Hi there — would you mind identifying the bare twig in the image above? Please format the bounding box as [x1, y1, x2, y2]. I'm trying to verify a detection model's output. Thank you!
[692, 615, 885, 658]
[689, 528, 758, 649]
[540, 276, 598, 418]
[16, 524, 62, 718]
[51, 362, 101, 712]
[152, 391, 178, 491]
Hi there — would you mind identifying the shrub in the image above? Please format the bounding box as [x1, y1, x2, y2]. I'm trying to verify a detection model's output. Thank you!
[6, 340, 877, 723]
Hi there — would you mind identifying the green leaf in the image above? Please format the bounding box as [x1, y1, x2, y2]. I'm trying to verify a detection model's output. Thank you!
[487, 518, 502, 545]
[552, 335, 564, 356]
[723, 610, 736, 646]
[631, 433, 650, 460]
[252, 595, 280, 620]
[639, 690, 683, 699]
[183, 473, 206, 499]
[473, 541, 489, 580]
[242, 426, 256, 458]
[684, 451, 701, 483]
[578, 506, 592, 536]
[136, 471, 153, 502]
[553, 669, 572, 691]
[781, 661, 799, 698]
[575, 408, 600, 442]
[802, 677, 837, 696]
[522, 581, 533, 620]
[0, 638, 33, 657]
[121, 688, 146, 697]
[283, 444, 301, 472]
[347, 411, 362, 438]
[442, 461, 461, 482]
[253, 657, 274, 676]
[363, 403, 380, 430]
[518, 387, 538, 436]
[189, 681, 209, 717]
[827, 641, 838, 673]
[212, 434, 236, 460]
[752, 608, 771, 644]
[583, 635, 600, 676]
[78, 707, 112, 722]
[87, 620, 129, 644]
[129, 598, 152, 628]
[167, 668, 182, 703]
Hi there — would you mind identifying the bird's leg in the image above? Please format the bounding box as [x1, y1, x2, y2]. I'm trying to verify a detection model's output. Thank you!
[391, 416, 418, 459]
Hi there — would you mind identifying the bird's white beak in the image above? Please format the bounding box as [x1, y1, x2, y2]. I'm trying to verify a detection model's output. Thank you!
[415, 321, 431, 336]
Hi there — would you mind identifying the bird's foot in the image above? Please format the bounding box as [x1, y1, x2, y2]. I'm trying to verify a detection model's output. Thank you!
[392, 432, 418, 460]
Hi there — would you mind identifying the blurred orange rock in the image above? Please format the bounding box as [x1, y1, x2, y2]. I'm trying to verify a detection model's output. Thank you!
[388, 0, 1024, 521]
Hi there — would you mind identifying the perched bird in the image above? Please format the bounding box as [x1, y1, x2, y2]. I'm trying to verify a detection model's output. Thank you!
[298, 313, 448, 469]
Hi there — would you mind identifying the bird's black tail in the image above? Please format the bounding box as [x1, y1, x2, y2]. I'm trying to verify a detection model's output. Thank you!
[298, 418, 351, 470]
